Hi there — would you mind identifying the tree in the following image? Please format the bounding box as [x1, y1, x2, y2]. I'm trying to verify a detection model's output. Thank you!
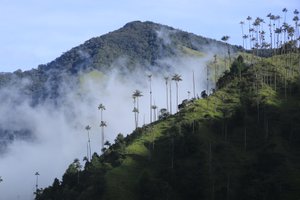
[246, 16, 253, 49]
[151, 104, 158, 121]
[133, 107, 139, 129]
[98, 103, 106, 122]
[100, 121, 107, 149]
[132, 90, 143, 126]
[148, 75, 153, 123]
[221, 35, 231, 69]
[164, 76, 169, 112]
[98, 103, 106, 150]
[172, 74, 182, 112]
[201, 90, 208, 99]
[0, 176, 3, 183]
[158, 108, 170, 120]
[35, 172, 40, 192]
[240, 21, 245, 49]
[85, 125, 92, 161]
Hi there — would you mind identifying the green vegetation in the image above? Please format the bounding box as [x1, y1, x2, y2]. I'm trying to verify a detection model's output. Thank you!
[36, 49, 300, 199]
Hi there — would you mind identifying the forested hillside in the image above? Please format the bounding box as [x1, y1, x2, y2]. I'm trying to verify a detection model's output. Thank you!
[36, 51, 300, 199]
[0, 21, 239, 154]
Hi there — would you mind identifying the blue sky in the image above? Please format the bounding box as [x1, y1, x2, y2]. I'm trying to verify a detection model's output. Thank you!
[0, 0, 298, 72]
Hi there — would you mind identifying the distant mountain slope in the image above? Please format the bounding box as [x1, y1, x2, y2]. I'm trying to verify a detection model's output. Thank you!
[0, 21, 241, 153]
[0, 21, 240, 102]
[40, 21, 239, 73]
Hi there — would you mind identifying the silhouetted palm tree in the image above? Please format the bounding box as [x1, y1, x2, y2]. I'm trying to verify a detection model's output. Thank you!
[164, 76, 169, 112]
[151, 104, 158, 121]
[148, 74, 153, 123]
[221, 35, 231, 69]
[85, 125, 92, 161]
[132, 107, 139, 128]
[132, 90, 143, 126]
[100, 121, 107, 148]
[35, 172, 40, 192]
[240, 21, 245, 49]
[246, 16, 253, 48]
[98, 103, 106, 150]
[98, 103, 105, 122]
[172, 74, 182, 112]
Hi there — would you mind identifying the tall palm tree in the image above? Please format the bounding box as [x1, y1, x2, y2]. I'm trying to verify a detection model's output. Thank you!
[73, 159, 82, 184]
[132, 107, 139, 128]
[85, 125, 92, 161]
[98, 103, 106, 150]
[164, 76, 169, 112]
[282, 8, 288, 23]
[221, 35, 231, 69]
[98, 104, 105, 122]
[192, 71, 196, 98]
[132, 90, 143, 126]
[100, 121, 107, 149]
[148, 75, 153, 123]
[240, 21, 245, 49]
[213, 55, 218, 86]
[246, 16, 253, 49]
[151, 104, 158, 121]
[172, 74, 182, 112]
[35, 172, 40, 192]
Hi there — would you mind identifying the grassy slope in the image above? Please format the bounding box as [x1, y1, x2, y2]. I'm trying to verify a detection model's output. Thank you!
[36, 52, 300, 200]
[102, 53, 300, 200]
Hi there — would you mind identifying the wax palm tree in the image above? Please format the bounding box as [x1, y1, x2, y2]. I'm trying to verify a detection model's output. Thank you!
[164, 76, 169, 112]
[221, 35, 231, 69]
[98, 103, 105, 122]
[169, 76, 172, 114]
[282, 8, 288, 23]
[132, 107, 139, 128]
[240, 21, 245, 49]
[151, 104, 158, 121]
[132, 90, 143, 126]
[98, 103, 106, 150]
[246, 16, 253, 48]
[172, 74, 182, 112]
[73, 159, 82, 184]
[100, 121, 107, 149]
[85, 125, 92, 161]
[192, 71, 196, 98]
[148, 75, 153, 123]
[35, 172, 40, 192]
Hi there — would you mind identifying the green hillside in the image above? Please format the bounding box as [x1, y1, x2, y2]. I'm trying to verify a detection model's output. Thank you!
[35, 51, 300, 200]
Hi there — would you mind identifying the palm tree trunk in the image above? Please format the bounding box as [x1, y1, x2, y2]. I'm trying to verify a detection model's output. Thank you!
[193, 71, 196, 98]
[169, 81, 172, 114]
[166, 82, 169, 112]
[150, 79, 152, 123]
[176, 82, 179, 112]
[101, 126, 104, 149]
[88, 131, 91, 161]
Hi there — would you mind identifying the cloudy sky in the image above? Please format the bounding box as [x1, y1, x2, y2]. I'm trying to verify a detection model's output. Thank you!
[0, 0, 298, 72]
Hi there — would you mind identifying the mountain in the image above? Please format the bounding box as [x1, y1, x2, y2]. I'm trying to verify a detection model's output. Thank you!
[0, 21, 240, 153]
[35, 52, 300, 200]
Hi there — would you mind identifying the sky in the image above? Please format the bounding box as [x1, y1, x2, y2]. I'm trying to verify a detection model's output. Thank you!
[0, 0, 298, 72]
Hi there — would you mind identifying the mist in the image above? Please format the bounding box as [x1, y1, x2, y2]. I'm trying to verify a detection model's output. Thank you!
[0, 48, 217, 200]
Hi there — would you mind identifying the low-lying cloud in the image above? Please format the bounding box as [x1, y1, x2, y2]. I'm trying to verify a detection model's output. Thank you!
[0, 51, 213, 199]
